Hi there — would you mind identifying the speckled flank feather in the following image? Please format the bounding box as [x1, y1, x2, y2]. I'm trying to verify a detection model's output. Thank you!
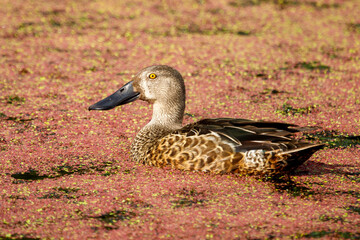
[90, 65, 324, 176]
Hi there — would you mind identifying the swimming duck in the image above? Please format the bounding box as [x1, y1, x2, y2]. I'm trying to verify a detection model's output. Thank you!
[89, 65, 323, 176]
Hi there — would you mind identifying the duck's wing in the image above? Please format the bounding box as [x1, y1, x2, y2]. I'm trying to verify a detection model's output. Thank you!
[178, 118, 300, 151]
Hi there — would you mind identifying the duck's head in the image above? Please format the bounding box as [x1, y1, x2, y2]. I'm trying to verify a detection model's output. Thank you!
[89, 65, 186, 125]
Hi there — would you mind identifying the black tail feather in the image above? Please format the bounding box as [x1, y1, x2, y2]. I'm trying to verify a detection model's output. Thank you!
[282, 144, 324, 172]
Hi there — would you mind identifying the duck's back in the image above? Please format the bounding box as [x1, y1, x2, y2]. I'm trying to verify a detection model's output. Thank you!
[145, 118, 323, 176]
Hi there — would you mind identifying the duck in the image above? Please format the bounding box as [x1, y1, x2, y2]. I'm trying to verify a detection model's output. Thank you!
[89, 65, 324, 176]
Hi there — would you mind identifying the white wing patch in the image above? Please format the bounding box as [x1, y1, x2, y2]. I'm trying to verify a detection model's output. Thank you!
[244, 150, 266, 170]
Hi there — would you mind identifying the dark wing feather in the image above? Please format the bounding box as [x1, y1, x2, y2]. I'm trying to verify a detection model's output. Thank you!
[178, 118, 320, 153]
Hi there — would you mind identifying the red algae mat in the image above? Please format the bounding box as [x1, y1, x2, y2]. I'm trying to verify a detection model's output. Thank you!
[1, 0, 360, 239]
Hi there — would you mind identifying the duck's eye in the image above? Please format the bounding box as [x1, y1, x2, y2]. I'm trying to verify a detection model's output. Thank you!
[149, 73, 157, 79]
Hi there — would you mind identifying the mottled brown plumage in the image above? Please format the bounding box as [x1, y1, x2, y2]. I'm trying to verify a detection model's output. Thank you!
[89, 65, 324, 176]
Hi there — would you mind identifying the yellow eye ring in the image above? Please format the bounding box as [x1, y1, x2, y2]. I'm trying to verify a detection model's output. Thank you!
[149, 73, 157, 79]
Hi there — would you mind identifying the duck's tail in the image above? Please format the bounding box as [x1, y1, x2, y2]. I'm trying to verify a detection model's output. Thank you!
[278, 143, 324, 172]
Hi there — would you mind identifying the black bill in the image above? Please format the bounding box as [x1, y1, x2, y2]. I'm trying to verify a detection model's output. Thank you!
[88, 81, 140, 111]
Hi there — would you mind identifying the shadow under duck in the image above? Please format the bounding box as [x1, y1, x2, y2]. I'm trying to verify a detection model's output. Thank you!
[89, 65, 323, 176]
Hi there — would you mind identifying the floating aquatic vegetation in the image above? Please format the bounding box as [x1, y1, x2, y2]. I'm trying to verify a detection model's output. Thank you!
[304, 130, 360, 148]
[0, 0, 359, 238]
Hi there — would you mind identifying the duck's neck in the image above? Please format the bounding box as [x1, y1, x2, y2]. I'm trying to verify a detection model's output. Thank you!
[148, 100, 185, 129]
[130, 100, 185, 163]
